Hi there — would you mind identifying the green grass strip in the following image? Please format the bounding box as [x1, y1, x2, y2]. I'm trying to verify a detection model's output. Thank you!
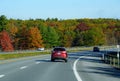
[0, 51, 50, 60]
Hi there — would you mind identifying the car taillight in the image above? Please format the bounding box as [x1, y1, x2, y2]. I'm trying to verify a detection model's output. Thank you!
[62, 51, 66, 54]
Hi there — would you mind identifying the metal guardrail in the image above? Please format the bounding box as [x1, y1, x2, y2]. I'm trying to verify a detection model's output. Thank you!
[101, 45, 120, 68]
[102, 53, 120, 68]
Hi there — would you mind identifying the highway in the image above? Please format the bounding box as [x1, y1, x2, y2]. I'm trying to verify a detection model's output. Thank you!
[0, 51, 120, 81]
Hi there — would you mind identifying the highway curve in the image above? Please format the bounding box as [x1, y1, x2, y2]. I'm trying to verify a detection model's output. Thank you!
[0, 51, 120, 81]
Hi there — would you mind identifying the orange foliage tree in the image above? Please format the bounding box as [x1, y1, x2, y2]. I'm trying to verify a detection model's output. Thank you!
[28, 27, 44, 49]
[0, 31, 14, 51]
[6, 20, 19, 49]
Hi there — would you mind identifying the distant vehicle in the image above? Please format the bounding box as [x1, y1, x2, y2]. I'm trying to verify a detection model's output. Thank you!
[37, 48, 44, 51]
[93, 47, 100, 52]
[51, 47, 68, 62]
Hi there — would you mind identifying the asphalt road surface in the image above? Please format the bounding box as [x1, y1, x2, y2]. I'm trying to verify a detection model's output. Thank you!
[0, 51, 120, 81]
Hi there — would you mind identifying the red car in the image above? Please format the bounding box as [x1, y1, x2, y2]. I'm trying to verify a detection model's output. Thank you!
[51, 47, 68, 62]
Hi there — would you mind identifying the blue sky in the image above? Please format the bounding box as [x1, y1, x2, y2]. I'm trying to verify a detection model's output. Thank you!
[0, 0, 120, 19]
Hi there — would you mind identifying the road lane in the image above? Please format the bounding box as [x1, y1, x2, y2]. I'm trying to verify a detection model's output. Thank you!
[0, 53, 77, 81]
[0, 55, 48, 73]
[0, 51, 120, 81]
[76, 51, 120, 81]
[0, 57, 76, 81]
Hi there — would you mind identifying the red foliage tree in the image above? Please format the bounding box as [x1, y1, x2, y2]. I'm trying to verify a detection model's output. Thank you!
[76, 22, 90, 31]
[0, 31, 14, 51]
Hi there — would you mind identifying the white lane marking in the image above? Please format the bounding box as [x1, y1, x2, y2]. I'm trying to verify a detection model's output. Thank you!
[73, 56, 83, 81]
[0, 75, 5, 78]
[36, 62, 41, 64]
[20, 66, 28, 69]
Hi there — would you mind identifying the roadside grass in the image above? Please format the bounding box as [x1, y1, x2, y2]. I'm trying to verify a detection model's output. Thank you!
[67, 47, 92, 52]
[0, 51, 50, 60]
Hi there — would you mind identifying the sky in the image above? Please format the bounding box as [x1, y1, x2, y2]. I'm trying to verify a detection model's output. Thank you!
[0, 0, 120, 19]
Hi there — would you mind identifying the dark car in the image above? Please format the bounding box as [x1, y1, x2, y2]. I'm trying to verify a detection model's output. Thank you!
[93, 47, 100, 52]
[51, 47, 68, 62]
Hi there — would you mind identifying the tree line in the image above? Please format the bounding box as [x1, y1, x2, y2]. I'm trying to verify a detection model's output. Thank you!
[0, 15, 120, 51]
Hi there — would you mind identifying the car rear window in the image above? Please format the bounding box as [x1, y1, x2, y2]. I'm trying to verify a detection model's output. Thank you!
[53, 48, 66, 51]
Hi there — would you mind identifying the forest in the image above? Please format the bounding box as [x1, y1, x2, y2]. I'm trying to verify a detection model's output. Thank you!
[0, 15, 120, 51]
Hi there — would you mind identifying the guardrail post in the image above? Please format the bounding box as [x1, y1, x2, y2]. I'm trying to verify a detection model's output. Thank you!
[102, 53, 104, 60]
[117, 55, 119, 68]
[117, 45, 120, 68]
[113, 58, 115, 67]
[110, 56, 112, 65]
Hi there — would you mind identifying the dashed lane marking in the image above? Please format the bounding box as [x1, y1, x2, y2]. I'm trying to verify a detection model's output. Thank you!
[0, 75, 5, 78]
[36, 62, 41, 64]
[20, 66, 28, 69]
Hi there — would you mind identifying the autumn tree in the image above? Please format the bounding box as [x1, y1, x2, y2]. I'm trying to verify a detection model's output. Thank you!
[1, 15, 120, 48]
[73, 30, 84, 46]
[5, 19, 19, 49]
[83, 27, 106, 46]
[73, 22, 90, 46]
[0, 31, 14, 51]
[17, 26, 29, 50]
[76, 22, 90, 31]
[62, 31, 75, 47]
[115, 24, 120, 44]
[28, 27, 44, 49]
[6, 19, 18, 37]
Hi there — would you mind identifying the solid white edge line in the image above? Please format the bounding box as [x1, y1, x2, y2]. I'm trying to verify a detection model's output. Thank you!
[20, 66, 28, 69]
[0, 75, 5, 78]
[73, 56, 83, 81]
